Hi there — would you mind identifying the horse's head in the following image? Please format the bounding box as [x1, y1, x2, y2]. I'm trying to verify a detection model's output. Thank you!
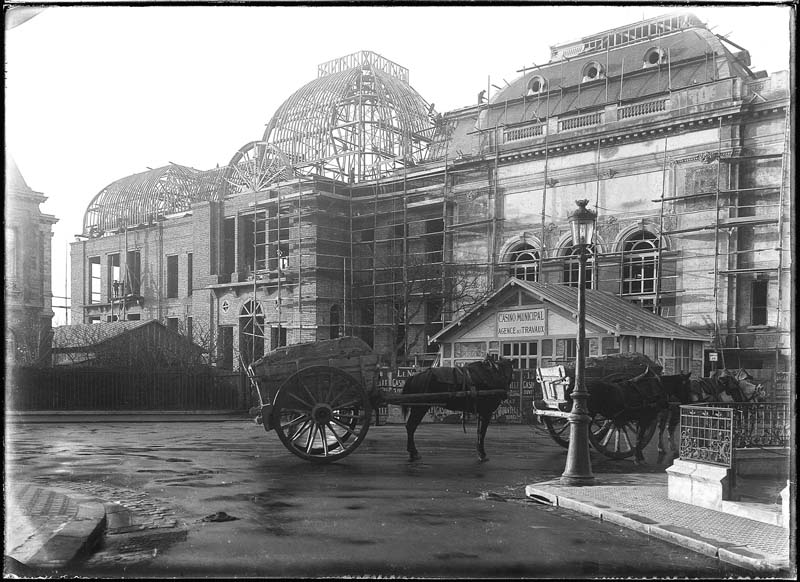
[688, 377, 713, 403]
[661, 371, 692, 404]
[736, 377, 767, 402]
[495, 358, 515, 386]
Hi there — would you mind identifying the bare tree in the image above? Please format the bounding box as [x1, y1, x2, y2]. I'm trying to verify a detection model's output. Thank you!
[365, 255, 491, 368]
[51, 322, 212, 370]
[8, 317, 53, 367]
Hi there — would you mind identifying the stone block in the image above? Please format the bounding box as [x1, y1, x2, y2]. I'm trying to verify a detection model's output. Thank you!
[734, 448, 790, 479]
[780, 481, 790, 529]
[666, 458, 730, 511]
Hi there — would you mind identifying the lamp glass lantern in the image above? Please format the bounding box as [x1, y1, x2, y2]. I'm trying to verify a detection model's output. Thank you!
[568, 199, 597, 247]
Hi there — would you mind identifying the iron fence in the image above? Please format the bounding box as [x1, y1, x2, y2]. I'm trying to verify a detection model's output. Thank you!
[679, 402, 791, 467]
[8, 366, 247, 411]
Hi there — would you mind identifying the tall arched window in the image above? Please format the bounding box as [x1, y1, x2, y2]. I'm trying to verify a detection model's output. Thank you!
[621, 231, 660, 310]
[330, 305, 341, 340]
[240, 300, 265, 365]
[562, 242, 594, 289]
[509, 243, 540, 282]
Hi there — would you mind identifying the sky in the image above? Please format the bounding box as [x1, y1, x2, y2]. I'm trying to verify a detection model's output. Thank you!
[5, 4, 793, 326]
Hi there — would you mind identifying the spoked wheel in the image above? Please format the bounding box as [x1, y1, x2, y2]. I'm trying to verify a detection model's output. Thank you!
[543, 416, 571, 448]
[588, 413, 657, 459]
[271, 366, 371, 463]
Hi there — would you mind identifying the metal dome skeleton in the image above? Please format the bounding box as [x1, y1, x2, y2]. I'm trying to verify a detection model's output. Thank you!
[262, 51, 437, 183]
[82, 164, 222, 236]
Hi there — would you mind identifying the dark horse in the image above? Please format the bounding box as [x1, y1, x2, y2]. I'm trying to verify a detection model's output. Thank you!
[655, 372, 693, 463]
[689, 369, 766, 403]
[402, 357, 514, 462]
[586, 368, 669, 465]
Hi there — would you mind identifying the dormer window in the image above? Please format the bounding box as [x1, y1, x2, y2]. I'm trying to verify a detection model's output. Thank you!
[643, 47, 667, 68]
[581, 61, 605, 82]
[527, 75, 547, 95]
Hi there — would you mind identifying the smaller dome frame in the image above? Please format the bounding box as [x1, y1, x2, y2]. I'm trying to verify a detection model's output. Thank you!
[82, 164, 223, 237]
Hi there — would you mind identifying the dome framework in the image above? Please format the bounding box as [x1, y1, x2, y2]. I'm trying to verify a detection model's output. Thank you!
[263, 51, 436, 184]
[82, 164, 222, 236]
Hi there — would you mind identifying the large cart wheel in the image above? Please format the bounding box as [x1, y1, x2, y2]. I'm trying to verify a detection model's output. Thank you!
[271, 366, 371, 463]
[543, 417, 571, 448]
[588, 413, 657, 459]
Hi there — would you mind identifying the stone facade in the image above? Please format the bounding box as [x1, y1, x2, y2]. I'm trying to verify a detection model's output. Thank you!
[5, 157, 58, 365]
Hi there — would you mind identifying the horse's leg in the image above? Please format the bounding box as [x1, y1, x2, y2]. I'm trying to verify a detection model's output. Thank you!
[634, 415, 653, 465]
[476, 409, 492, 462]
[668, 405, 680, 455]
[406, 406, 428, 461]
[656, 408, 668, 464]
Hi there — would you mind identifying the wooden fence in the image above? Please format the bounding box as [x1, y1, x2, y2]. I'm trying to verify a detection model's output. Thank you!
[8, 366, 248, 411]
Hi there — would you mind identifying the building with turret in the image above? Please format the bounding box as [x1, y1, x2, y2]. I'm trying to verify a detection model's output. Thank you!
[6, 156, 59, 365]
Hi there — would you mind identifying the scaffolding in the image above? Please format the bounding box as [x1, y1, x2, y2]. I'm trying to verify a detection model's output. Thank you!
[648, 101, 790, 396]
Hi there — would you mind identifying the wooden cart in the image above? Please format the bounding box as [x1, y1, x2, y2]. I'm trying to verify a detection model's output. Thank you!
[532, 353, 663, 459]
[246, 337, 508, 463]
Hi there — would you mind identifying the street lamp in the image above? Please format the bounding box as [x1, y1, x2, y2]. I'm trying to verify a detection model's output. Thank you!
[561, 199, 597, 486]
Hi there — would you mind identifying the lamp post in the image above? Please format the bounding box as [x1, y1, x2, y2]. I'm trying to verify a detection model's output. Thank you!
[561, 199, 597, 486]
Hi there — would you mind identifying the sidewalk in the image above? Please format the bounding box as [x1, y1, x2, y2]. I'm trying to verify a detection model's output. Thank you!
[526, 472, 794, 575]
[4, 482, 107, 575]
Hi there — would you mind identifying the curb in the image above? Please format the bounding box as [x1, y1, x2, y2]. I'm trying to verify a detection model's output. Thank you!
[5, 487, 108, 573]
[525, 484, 790, 574]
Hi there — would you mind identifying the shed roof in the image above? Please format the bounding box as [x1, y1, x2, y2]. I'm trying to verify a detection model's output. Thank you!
[53, 320, 157, 350]
[432, 279, 710, 343]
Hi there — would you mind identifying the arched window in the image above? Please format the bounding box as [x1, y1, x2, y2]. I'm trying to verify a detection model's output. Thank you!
[239, 300, 265, 365]
[562, 242, 594, 289]
[330, 305, 340, 340]
[509, 243, 540, 282]
[622, 231, 659, 309]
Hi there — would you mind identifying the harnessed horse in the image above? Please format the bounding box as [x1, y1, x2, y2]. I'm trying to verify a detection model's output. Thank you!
[689, 368, 766, 403]
[586, 367, 667, 465]
[402, 356, 514, 462]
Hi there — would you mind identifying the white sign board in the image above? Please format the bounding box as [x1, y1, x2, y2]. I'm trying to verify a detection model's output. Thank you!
[497, 308, 546, 338]
[709, 352, 718, 362]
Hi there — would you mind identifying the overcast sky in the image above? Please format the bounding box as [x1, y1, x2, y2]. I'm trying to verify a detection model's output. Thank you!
[5, 4, 792, 326]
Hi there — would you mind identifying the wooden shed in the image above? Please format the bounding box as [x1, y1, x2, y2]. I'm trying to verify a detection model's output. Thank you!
[431, 279, 709, 412]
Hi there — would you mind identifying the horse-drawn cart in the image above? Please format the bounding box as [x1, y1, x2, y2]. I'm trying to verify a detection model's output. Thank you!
[246, 337, 511, 463]
[532, 353, 664, 459]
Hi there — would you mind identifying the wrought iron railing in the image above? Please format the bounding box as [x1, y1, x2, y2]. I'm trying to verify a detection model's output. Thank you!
[679, 402, 790, 468]
[679, 404, 733, 466]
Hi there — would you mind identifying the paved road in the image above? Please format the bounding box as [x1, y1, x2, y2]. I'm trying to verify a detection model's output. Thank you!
[5, 420, 750, 578]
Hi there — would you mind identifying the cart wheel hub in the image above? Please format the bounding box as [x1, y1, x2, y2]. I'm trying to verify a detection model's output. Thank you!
[312, 404, 333, 424]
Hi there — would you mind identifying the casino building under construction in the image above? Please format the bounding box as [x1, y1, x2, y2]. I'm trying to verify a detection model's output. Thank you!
[70, 13, 791, 399]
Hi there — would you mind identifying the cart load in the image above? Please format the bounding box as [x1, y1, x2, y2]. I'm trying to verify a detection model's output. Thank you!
[562, 352, 663, 384]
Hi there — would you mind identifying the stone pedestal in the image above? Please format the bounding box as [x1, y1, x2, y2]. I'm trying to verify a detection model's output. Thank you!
[780, 482, 790, 529]
[666, 459, 731, 511]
